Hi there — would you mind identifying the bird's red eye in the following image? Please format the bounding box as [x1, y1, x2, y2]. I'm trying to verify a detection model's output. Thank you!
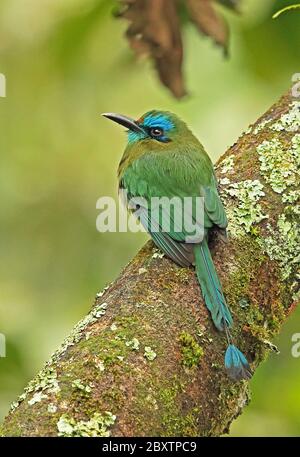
[150, 127, 163, 137]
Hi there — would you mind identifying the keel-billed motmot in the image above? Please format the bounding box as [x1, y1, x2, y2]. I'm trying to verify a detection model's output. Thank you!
[102, 110, 252, 381]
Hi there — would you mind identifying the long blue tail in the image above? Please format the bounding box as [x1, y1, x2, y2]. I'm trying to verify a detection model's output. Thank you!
[194, 240, 232, 331]
[194, 240, 252, 381]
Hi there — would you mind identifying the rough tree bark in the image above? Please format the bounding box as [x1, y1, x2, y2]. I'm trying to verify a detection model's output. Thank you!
[1, 88, 299, 437]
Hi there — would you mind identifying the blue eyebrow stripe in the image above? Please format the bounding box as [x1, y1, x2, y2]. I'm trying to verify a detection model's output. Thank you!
[142, 114, 174, 132]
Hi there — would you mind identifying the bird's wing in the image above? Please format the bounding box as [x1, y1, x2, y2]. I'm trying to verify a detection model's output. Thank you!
[120, 188, 195, 266]
[202, 184, 228, 229]
[137, 205, 194, 267]
[120, 151, 226, 265]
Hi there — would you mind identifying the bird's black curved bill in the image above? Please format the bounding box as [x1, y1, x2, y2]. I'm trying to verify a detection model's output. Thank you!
[102, 113, 145, 134]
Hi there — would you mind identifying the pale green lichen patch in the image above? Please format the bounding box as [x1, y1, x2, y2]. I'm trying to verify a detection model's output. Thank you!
[144, 346, 157, 361]
[292, 132, 300, 149]
[253, 118, 273, 134]
[219, 177, 231, 186]
[48, 403, 57, 413]
[218, 154, 235, 174]
[244, 125, 253, 135]
[94, 357, 105, 372]
[95, 284, 110, 299]
[260, 212, 300, 287]
[270, 101, 300, 133]
[126, 337, 140, 351]
[57, 411, 116, 437]
[72, 379, 92, 395]
[179, 332, 203, 368]
[221, 179, 268, 236]
[257, 137, 300, 194]
[11, 366, 60, 412]
[28, 392, 48, 406]
[282, 190, 299, 203]
[152, 250, 164, 259]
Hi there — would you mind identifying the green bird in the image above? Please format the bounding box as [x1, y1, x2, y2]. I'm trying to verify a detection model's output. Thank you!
[103, 110, 252, 381]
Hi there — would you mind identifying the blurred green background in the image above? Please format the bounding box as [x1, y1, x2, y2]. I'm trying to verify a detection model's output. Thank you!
[0, 0, 300, 435]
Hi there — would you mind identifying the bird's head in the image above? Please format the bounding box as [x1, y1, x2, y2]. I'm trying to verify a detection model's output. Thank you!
[102, 110, 194, 146]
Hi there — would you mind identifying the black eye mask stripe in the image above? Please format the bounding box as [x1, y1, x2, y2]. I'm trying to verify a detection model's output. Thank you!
[143, 126, 171, 142]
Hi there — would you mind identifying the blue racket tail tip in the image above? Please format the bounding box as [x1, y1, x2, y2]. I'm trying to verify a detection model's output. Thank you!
[225, 344, 252, 381]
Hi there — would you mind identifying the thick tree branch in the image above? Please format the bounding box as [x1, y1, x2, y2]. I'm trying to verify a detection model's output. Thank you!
[1, 89, 299, 437]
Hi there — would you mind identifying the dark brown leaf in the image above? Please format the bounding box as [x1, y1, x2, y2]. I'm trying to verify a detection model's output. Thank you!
[186, 0, 229, 53]
[117, 0, 241, 97]
[118, 0, 186, 98]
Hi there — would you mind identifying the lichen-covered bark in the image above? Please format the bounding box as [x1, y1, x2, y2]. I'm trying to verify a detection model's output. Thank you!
[1, 89, 299, 437]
